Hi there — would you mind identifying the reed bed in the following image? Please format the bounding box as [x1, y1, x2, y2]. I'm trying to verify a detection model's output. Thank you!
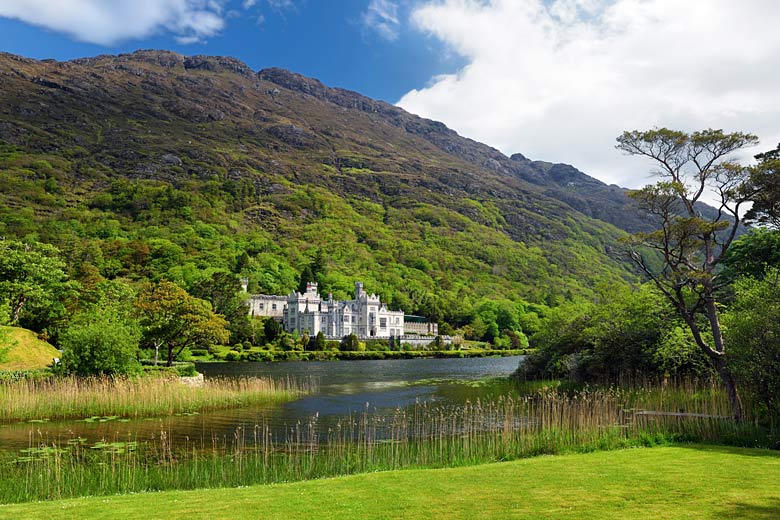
[0, 381, 768, 504]
[0, 375, 309, 422]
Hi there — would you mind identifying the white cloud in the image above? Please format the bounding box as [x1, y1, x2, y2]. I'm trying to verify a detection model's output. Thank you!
[362, 0, 401, 41]
[266, 0, 295, 11]
[0, 0, 227, 45]
[398, 0, 780, 188]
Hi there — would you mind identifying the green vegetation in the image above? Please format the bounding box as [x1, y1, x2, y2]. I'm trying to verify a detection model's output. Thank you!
[745, 142, 780, 227]
[59, 283, 142, 376]
[0, 52, 640, 347]
[197, 347, 530, 362]
[0, 375, 306, 422]
[136, 280, 229, 366]
[0, 380, 767, 504]
[617, 128, 759, 420]
[2, 446, 778, 519]
[520, 283, 709, 381]
[724, 267, 780, 419]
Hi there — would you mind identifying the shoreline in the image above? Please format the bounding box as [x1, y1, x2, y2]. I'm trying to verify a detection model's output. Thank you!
[193, 348, 533, 363]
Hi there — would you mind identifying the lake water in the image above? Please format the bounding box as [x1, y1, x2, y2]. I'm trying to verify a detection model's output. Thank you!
[0, 356, 523, 451]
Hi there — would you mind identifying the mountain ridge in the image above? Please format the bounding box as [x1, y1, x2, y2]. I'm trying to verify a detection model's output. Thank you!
[0, 49, 649, 324]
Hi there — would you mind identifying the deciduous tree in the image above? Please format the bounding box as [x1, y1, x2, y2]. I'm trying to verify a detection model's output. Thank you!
[136, 281, 229, 366]
[0, 240, 68, 325]
[616, 128, 760, 420]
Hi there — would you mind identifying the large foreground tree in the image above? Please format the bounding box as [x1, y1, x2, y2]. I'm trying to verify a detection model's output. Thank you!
[616, 128, 760, 421]
[136, 281, 229, 366]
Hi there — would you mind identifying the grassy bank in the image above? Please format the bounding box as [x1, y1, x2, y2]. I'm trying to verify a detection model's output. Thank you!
[0, 381, 768, 503]
[2, 446, 778, 519]
[0, 326, 60, 370]
[0, 375, 308, 422]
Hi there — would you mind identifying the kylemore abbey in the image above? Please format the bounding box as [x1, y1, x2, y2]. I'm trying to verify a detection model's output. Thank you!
[245, 281, 438, 339]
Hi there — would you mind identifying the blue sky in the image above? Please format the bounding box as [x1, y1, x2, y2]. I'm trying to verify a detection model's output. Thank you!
[0, 0, 463, 104]
[0, 1, 777, 188]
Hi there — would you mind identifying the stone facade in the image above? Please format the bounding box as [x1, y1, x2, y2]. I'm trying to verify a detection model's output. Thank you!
[403, 315, 439, 336]
[284, 282, 404, 339]
[247, 294, 287, 319]
[247, 281, 441, 340]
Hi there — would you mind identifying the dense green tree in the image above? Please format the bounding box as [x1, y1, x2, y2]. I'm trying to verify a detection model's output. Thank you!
[723, 268, 780, 420]
[616, 128, 760, 420]
[522, 284, 708, 381]
[313, 331, 326, 351]
[191, 272, 251, 344]
[60, 308, 141, 376]
[60, 280, 141, 375]
[0, 240, 68, 325]
[721, 228, 780, 281]
[263, 317, 282, 343]
[745, 143, 780, 228]
[136, 281, 229, 366]
[297, 265, 316, 294]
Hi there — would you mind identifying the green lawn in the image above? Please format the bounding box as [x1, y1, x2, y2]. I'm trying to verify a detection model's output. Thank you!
[0, 326, 59, 370]
[2, 445, 778, 519]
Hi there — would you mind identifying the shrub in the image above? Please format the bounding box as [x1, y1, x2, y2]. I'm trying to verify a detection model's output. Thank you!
[60, 309, 141, 376]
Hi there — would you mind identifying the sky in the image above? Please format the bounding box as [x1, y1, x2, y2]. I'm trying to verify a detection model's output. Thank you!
[0, 0, 779, 189]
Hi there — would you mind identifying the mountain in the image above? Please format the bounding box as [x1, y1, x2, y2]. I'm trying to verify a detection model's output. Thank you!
[0, 50, 644, 325]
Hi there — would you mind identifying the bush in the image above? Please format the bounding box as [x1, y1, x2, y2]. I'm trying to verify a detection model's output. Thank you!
[244, 350, 274, 362]
[225, 350, 241, 361]
[724, 268, 780, 421]
[140, 360, 197, 377]
[60, 308, 141, 376]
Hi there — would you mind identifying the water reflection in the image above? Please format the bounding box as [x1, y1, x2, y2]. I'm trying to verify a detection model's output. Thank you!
[0, 356, 523, 451]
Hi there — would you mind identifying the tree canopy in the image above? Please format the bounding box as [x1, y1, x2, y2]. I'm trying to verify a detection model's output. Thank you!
[616, 128, 760, 420]
[745, 143, 780, 228]
[136, 281, 229, 366]
[0, 239, 68, 326]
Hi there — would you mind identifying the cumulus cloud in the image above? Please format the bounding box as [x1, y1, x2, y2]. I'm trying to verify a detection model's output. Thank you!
[362, 0, 401, 41]
[398, 0, 780, 188]
[0, 0, 227, 45]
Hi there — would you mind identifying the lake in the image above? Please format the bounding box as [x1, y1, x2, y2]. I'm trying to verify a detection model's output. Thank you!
[0, 356, 523, 451]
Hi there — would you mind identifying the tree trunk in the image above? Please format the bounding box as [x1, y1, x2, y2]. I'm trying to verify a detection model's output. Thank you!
[714, 356, 744, 422]
[167, 347, 174, 367]
[11, 294, 25, 324]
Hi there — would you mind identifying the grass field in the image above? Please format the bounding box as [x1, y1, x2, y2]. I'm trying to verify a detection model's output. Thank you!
[0, 326, 59, 370]
[2, 445, 778, 519]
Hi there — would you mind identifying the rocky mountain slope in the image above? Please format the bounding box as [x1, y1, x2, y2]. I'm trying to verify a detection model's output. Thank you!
[0, 50, 647, 323]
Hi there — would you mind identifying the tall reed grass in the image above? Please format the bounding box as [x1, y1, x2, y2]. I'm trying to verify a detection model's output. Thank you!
[0, 381, 768, 504]
[0, 376, 309, 422]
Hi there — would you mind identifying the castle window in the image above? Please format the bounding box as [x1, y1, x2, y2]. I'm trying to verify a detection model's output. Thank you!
[272, 304, 277, 310]
[259, 303, 264, 310]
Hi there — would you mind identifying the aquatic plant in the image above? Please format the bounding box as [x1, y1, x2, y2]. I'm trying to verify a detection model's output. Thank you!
[0, 375, 308, 422]
[0, 381, 768, 504]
